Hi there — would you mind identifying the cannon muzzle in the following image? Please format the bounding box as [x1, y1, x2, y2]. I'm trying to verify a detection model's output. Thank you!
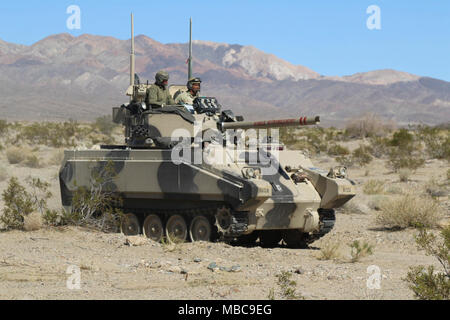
[221, 116, 320, 131]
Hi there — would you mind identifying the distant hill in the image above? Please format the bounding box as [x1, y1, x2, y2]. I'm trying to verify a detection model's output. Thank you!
[0, 33, 449, 125]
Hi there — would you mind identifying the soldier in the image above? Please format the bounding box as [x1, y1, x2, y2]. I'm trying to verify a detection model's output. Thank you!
[146, 70, 175, 108]
[175, 77, 202, 105]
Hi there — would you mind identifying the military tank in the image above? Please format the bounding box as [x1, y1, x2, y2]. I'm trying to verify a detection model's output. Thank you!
[58, 15, 356, 248]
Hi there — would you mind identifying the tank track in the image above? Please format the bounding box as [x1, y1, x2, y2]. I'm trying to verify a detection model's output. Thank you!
[121, 206, 336, 247]
[122, 204, 249, 242]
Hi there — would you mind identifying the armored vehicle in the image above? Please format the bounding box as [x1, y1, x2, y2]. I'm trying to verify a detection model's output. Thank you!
[58, 15, 356, 247]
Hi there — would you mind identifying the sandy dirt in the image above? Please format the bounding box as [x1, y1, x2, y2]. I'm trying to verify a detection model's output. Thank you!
[0, 140, 449, 300]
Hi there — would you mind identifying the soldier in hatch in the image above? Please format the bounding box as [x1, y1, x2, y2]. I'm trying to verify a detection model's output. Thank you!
[175, 77, 202, 105]
[146, 70, 175, 108]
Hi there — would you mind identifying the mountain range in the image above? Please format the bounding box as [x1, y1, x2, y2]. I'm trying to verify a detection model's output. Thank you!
[0, 33, 449, 126]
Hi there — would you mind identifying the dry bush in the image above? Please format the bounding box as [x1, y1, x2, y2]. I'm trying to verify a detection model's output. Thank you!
[23, 212, 43, 231]
[345, 113, 396, 139]
[447, 169, 450, 181]
[376, 194, 442, 229]
[0, 165, 7, 182]
[6, 146, 27, 164]
[62, 160, 122, 232]
[0, 119, 8, 135]
[327, 144, 350, 156]
[398, 169, 412, 182]
[317, 239, 342, 260]
[23, 153, 41, 168]
[424, 179, 447, 198]
[48, 149, 65, 166]
[363, 180, 385, 195]
[418, 126, 450, 161]
[368, 136, 390, 158]
[351, 144, 373, 167]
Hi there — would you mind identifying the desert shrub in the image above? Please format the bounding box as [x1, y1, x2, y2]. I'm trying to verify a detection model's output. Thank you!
[62, 160, 122, 232]
[335, 155, 353, 167]
[0, 119, 8, 135]
[274, 271, 303, 300]
[327, 144, 350, 156]
[279, 127, 297, 146]
[418, 126, 450, 160]
[385, 129, 425, 171]
[94, 115, 117, 136]
[368, 136, 390, 158]
[23, 153, 41, 168]
[15, 120, 85, 148]
[0, 177, 34, 229]
[424, 179, 447, 199]
[317, 239, 342, 260]
[405, 226, 450, 300]
[349, 240, 374, 262]
[363, 179, 385, 195]
[389, 129, 414, 147]
[447, 169, 450, 181]
[352, 144, 373, 167]
[0, 176, 56, 230]
[6, 146, 27, 164]
[48, 149, 65, 166]
[344, 113, 396, 139]
[398, 168, 412, 182]
[0, 165, 7, 182]
[387, 148, 425, 171]
[376, 194, 442, 229]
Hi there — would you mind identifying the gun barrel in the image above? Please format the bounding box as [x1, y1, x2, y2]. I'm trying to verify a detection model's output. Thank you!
[221, 116, 320, 131]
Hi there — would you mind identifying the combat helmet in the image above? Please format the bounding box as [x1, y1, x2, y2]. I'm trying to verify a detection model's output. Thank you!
[155, 70, 169, 85]
[187, 77, 201, 90]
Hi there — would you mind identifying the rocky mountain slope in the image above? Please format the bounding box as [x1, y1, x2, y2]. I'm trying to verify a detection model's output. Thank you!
[0, 33, 449, 125]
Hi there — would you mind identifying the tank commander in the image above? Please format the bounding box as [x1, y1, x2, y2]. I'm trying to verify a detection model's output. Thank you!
[175, 77, 202, 105]
[146, 70, 175, 108]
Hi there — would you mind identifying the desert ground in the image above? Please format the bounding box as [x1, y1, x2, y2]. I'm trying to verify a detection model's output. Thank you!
[0, 122, 449, 300]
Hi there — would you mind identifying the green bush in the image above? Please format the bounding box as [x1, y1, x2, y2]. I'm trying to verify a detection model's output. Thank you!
[388, 148, 425, 171]
[405, 226, 450, 300]
[418, 126, 450, 160]
[327, 144, 350, 156]
[1, 177, 34, 230]
[352, 145, 373, 167]
[0, 119, 8, 135]
[349, 240, 374, 262]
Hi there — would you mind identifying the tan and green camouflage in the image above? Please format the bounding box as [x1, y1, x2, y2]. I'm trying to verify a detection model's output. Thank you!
[174, 90, 198, 105]
[59, 16, 356, 247]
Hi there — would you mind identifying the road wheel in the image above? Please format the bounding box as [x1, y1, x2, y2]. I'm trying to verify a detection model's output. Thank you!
[189, 216, 212, 242]
[259, 230, 282, 248]
[120, 213, 140, 236]
[143, 214, 164, 242]
[165, 214, 187, 243]
[282, 229, 309, 248]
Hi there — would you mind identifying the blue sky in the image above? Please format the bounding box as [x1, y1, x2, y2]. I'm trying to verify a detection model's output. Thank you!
[0, 0, 449, 80]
